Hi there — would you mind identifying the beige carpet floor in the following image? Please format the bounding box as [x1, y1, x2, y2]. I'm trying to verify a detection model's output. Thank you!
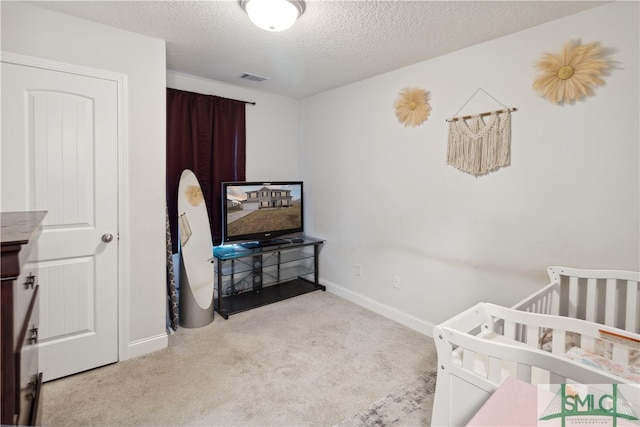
[42, 291, 438, 426]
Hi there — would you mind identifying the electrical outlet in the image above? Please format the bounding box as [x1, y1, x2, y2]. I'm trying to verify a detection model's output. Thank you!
[355, 263, 362, 276]
[393, 275, 401, 289]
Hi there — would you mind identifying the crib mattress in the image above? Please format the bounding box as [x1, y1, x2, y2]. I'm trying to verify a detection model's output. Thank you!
[565, 346, 640, 382]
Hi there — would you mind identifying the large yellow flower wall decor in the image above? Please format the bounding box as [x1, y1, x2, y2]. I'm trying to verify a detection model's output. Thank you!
[532, 40, 608, 104]
[394, 87, 431, 128]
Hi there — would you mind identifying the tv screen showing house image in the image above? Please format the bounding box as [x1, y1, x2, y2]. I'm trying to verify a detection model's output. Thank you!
[222, 181, 304, 244]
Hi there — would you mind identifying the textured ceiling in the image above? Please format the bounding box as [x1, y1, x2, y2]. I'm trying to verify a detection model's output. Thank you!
[29, 0, 607, 99]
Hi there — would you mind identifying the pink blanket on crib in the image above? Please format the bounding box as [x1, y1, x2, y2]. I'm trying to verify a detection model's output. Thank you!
[466, 377, 542, 426]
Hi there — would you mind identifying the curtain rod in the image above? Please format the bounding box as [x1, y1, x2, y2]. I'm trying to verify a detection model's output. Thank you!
[217, 96, 255, 105]
[167, 88, 255, 105]
[446, 107, 517, 122]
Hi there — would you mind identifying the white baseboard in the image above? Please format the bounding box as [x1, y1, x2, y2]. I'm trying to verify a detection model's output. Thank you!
[323, 280, 434, 337]
[125, 332, 169, 360]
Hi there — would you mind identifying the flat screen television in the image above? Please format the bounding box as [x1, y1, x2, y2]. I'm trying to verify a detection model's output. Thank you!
[221, 181, 304, 247]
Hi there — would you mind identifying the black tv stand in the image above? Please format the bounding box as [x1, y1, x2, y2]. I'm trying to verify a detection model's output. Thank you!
[213, 235, 325, 319]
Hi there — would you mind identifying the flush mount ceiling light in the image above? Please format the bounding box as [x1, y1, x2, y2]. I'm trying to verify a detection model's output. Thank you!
[239, 0, 306, 32]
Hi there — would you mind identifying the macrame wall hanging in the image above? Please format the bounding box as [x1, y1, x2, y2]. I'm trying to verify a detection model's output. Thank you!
[446, 88, 517, 176]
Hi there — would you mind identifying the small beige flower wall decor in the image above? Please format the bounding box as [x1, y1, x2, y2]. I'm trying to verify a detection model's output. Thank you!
[532, 40, 608, 104]
[185, 184, 204, 207]
[394, 87, 431, 127]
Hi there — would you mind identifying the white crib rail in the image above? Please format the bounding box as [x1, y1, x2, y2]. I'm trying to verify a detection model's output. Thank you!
[513, 266, 640, 333]
[449, 303, 640, 361]
[513, 280, 559, 315]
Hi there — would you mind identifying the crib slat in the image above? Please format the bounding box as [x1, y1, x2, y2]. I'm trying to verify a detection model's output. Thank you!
[487, 356, 501, 383]
[558, 278, 569, 316]
[550, 285, 561, 316]
[526, 326, 539, 347]
[531, 367, 550, 385]
[543, 294, 552, 315]
[539, 295, 547, 314]
[568, 276, 579, 318]
[516, 363, 532, 382]
[585, 278, 597, 323]
[605, 278, 617, 327]
[504, 320, 516, 340]
[550, 372, 566, 384]
[552, 330, 566, 354]
[462, 348, 475, 372]
[625, 280, 638, 333]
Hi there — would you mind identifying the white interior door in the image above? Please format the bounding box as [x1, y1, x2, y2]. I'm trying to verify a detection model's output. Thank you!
[1, 56, 120, 381]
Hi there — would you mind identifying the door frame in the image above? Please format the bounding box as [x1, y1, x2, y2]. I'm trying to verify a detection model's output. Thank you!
[1, 51, 130, 362]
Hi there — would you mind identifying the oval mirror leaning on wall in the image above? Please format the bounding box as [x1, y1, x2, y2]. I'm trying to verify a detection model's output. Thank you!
[177, 169, 215, 327]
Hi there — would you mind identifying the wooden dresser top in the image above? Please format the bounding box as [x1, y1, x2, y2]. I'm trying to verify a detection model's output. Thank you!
[1, 211, 47, 247]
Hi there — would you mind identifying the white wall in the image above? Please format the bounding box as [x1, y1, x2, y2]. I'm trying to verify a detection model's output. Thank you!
[301, 2, 640, 334]
[1, 2, 168, 357]
[167, 72, 301, 181]
[3, 1, 637, 354]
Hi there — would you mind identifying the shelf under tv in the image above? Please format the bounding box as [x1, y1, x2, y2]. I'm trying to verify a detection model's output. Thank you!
[215, 278, 324, 319]
[213, 236, 325, 319]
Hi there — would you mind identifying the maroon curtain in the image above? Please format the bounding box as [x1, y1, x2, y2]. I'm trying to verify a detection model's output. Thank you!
[166, 88, 246, 252]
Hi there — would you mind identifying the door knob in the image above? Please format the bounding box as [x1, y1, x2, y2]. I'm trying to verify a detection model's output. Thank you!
[102, 233, 114, 243]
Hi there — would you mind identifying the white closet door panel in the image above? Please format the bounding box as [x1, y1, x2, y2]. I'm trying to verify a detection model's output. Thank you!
[35, 257, 94, 340]
[30, 92, 94, 226]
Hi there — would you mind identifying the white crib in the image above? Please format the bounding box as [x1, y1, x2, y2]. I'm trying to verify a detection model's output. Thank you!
[431, 267, 640, 427]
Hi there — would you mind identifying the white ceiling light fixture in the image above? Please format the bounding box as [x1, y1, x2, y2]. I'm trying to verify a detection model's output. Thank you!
[240, 0, 306, 32]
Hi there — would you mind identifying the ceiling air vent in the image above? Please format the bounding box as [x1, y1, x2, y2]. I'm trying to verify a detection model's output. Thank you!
[241, 72, 270, 82]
